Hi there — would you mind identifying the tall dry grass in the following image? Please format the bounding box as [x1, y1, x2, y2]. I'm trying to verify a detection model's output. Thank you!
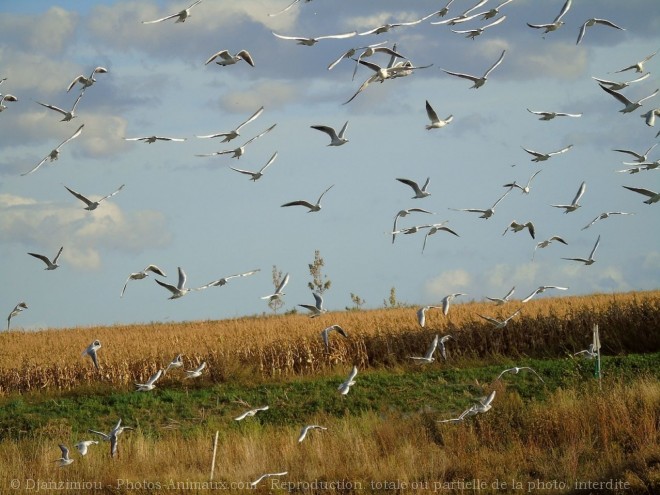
[0, 378, 657, 494]
[0, 291, 658, 394]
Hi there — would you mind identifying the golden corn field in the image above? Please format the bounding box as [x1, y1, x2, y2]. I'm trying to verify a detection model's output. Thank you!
[0, 290, 658, 394]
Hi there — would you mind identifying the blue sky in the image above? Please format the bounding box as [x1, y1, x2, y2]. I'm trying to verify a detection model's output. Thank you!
[1, 0, 658, 330]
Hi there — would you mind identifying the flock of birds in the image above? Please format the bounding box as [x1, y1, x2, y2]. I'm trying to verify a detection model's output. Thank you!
[1, 0, 656, 483]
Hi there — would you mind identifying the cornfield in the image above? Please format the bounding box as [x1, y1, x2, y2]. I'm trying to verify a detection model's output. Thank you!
[0, 290, 658, 395]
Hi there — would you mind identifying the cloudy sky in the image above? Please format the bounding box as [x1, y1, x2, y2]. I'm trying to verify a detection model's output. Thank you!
[1, 0, 658, 330]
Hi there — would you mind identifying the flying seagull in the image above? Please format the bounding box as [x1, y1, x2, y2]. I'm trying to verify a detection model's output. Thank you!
[613, 144, 658, 163]
[614, 50, 657, 73]
[425, 100, 453, 129]
[343, 60, 432, 104]
[576, 18, 625, 45]
[582, 212, 634, 230]
[479, 0, 514, 20]
[56, 444, 74, 467]
[7, 302, 27, 330]
[121, 264, 167, 297]
[310, 121, 349, 146]
[184, 362, 207, 379]
[326, 41, 389, 71]
[451, 15, 507, 39]
[450, 188, 510, 219]
[298, 292, 327, 318]
[417, 305, 442, 328]
[533, 236, 568, 260]
[298, 425, 327, 443]
[430, 0, 488, 25]
[67, 66, 108, 92]
[440, 49, 505, 89]
[486, 286, 516, 305]
[522, 286, 568, 303]
[351, 45, 406, 80]
[196, 106, 264, 142]
[550, 181, 586, 213]
[272, 31, 357, 46]
[88, 419, 134, 454]
[124, 135, 186, 144]
[442, 293, 467, 316]
[358, 17, 426, 36]
[527, 0, 572, 34]
[142, 0, 202, 24]
[496, 366, 545, 383]
[338, 365, 358, 395]
[27, 246, 63, 270]
[562, 235, 601, 265]
[320, 324, 348, 352]
[36, 90, 85, 122]
[235, 405, 269, 421]
[421, 0, 456, 20]
[135, 369, 163, 392]
[229, 152, 278, 182]
[598, 84, 659, 114]
[64, 183, 125, 211]
[196, 124, 276, 159]
[422, 223, 459, 253]
[261, 273, 289, 302]
[155, 266, 199, 299]
[281, 185, 334, 212]
[592, 73, 650, 91]
[250, 472, 288, 488]
[22, 124, 84, 176]
[0, 93, 18, 112]
[503, 170, 542, 195]
[82, 339, 102, 370]
[478, 308, 522, 329]
[437, 335, 454, 361]
[526, 109, 582, 120]
[574, 343, 598, 359]
[392, 208, 435, 244]
[396, 177, 431, 199]
[74, 440, 99, 456]
[409, 334, 439, 364]
[622, 185, 660, 204]
[204, 49, 255, 67]
[197, 269, 260, 290]
[502, 221, 535, 239]
[164, 354, 184, 374]
[521, 144, 573, 162]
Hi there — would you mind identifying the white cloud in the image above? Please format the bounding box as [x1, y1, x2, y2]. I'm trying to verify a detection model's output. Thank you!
[424, 269, 472, 299]
[0, 7, 77, 56]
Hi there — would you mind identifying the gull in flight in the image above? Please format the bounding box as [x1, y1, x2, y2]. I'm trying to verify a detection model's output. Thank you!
[7, 302, 27, 330]
[614, 50, 657, 73]
[592, 73, 650, 91]
[550, 181, 586, 213]
[582, 212, 634, 230]
[496, 366, 545, 383]
[358, 18, 425, 36]
[89, 419, 134, 458]
[526, 109, 582, 120]
[437, 407, 474, 424]
[598, 84, 659, 114]
[440, 49, 505, 89]
[502, 221, 535, 239]
[268, 0, 311, 17]
[196, 124, 276, 159]
[576, 18, 625, 45]
[36, 90, 85, 121]
[204, 49, 254, 67]
[450, 188, 510, 219]
[613, 144, 657, 163]
[56, 445, 74, 467]
[326, 41, 389, 71]
[164, 354, 183, 374]
[425, 100, 453, 129]
[486, 286, 515, 305]
[442, 293, 467, 316]
[392, 208, 435, 244]
[396, 177, 431, 199]
[451, 15, 507, 39]
[478, 309, 521, 329]
[479, 0, 514, 20]
[471, 390, 497, 414]
[82, 339, 101, 370]
[622, 186, 660, 204]
[417, 305, 442, 328]
[343, 60, 432, 105]
[0, 93, 18, 112]
[235, 405, 269, 421]
[64, 183, 125, 211]
[184, 361, 207, 379]
[142, 0, 202, 24]
[298, 425, 327, 443]
[311, 121, 349, 146]
[522, 286, 568, 303]
[421, 0, 455, 20]
[75, 440, 99, 456]
[156, 266, 199, 299]
[67, 66, 108, 92]
[197, 269, 260, 290]
[422, 223, 459, 253]
[272, 31, 357, 46]
[121, 264, 167, 297]
[521, 144, 573, 162]
[641, 108, 660, 127]
[196, 106, 264, 143]
[409, 334, 439, 364]
[574, 343, 598, 359]
[527, 0, 572, 34]
[250, 472, 288, 488]
[562, 235, 601, 265]
[321, 324, 348, 352]
[438, 335, 454, 361]
[135, 369, 163, 392]
[298, 292, 327, 318]
[429, 0, 487, 25]
[261, 273, 289, 302]
[124, 135, 186, 144]
[281, 184, 334, 212]
[503, 170, 541, 195]
[533, 236, 567, 260]
[22, 124, 84, 176]
[350, 45, 406, 80]
[28, 246, 63, 270]
[338, 366, 358, 395]
[230, 152, 278, 182]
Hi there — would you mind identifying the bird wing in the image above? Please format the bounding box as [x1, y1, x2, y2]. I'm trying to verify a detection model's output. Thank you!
[483, 50, 506, 77]
[147, 369, 163, 385]
[312, 292, 323, 310]
[21, 155, 50, 176]
[204, 50, 230, 65]
[52, 246, 64, 264]
[425, 100, 440, 123]
[64, 185, 94, 207]
[156, 278, 179, 295]
[281, 200, 315, 209]
[576, 20, 589, 44]
[58, 124, 85, 149]
[342, 74, 377, 105]
[571, 181, 586, 205]
[272, 32, 307, 42]
[268, 0, 300, 17]
[310, 125, 339, 141]
[88, 348, 99, 370]
[276, 273, 290, 293]
[521, 289, 540, 303]
[550, 144, 573, 156]
[599, 84, 633, 106]
[145, 264, 166, 277]
[27, 252, 51, 267]
[236, 106, 265, 132]
[317, 31, 357, 41]
[36, 101, 67, 116]
[425, 334, 439, 359]
[589, 235, 601, 259]
[98, 184, 125, 204]
[396, 178, 422, 195]
[521, 147, 542, 158]
[317, 184, 334, 203]
[478, 314, 500, 325]
[622, 185, 656, 198]
[440, 69, 479, 83]
[142, 12, 180, 24]
[337, 121, 349, 139]
[554, 0, 572, 22]
[243, 123, 276, 146]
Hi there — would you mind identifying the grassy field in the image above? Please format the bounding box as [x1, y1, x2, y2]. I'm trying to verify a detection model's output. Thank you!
[0, 291, 658, 494]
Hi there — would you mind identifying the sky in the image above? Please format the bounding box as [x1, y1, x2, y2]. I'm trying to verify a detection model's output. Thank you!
[0, 0, 658, 330]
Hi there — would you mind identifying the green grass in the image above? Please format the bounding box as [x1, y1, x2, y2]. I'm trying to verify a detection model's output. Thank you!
[1, 352, 657, 442]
